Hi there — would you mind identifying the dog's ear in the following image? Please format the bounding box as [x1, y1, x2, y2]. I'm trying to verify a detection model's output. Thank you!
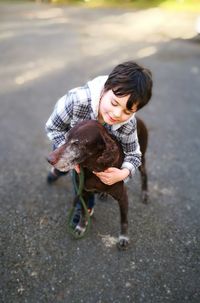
[96, 129, 118, 168]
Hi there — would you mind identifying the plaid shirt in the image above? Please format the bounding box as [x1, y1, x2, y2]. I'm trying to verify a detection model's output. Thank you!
[45, 76, 141, 177]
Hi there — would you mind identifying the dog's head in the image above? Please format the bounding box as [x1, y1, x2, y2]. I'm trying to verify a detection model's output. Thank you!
[47, 120, 120, 172]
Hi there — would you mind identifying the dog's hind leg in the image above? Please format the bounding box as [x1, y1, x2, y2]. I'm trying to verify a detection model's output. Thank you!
[139, 156, 149, 204]
[137, 117, 149, 204]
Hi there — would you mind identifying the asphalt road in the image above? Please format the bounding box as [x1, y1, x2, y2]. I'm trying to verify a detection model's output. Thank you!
[0, 2, 200, 303]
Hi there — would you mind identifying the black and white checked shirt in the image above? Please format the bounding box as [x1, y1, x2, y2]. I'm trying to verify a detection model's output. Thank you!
[45, 76, 141, 177]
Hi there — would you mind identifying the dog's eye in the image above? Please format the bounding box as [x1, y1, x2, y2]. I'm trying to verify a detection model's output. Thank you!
[71, 139, 79, 146]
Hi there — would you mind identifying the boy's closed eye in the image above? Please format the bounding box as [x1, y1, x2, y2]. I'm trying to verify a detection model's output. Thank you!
[111, 100, 118, 106]
[111, 99, 133, 116]
[124, 110, 133, 116]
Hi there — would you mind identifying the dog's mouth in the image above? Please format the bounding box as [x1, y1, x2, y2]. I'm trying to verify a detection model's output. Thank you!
[53, 146, 81, 172]
[54, 162, 74, 172]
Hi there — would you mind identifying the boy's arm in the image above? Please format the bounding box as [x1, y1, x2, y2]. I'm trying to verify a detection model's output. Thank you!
[120, 119, 142, 180]
[45, 94, 73, 148]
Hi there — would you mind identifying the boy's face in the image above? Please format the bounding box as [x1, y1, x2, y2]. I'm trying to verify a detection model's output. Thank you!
[98, 89, 137, 125]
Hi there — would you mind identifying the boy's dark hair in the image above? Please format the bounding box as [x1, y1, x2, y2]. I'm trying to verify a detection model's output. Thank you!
[104, 61, 153, 110]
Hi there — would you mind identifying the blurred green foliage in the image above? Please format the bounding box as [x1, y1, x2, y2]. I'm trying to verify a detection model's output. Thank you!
[46, 0, 200, 11]
[1, 0, 199, 11]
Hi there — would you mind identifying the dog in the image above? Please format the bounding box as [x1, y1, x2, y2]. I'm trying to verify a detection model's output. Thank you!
[47, 118, 148, 249]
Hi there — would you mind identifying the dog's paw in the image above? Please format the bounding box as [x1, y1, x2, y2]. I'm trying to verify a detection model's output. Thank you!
[142, 190, 149, 204]
[74, 224, 86, 236]
[117, 235, 129, 250]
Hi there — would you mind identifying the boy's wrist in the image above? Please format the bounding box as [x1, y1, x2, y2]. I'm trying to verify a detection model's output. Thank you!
[120, 168, 130, 180]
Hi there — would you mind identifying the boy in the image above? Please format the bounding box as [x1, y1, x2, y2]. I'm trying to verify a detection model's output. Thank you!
[45, 61, 152, 228]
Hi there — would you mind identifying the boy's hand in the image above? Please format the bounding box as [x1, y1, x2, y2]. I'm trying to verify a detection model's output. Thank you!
[93, 167, 130, 185]
[74, 164, 80, 174]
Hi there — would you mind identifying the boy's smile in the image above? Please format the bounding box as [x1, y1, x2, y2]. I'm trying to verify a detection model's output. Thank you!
[98, 89, 137, 125]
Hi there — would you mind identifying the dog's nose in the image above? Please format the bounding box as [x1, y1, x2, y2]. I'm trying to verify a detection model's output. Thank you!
[46, 154, 57, 166]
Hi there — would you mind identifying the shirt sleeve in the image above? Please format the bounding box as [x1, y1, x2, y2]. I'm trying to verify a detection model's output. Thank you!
[119, 118, 142, 180]
[45, 93, 73, 148]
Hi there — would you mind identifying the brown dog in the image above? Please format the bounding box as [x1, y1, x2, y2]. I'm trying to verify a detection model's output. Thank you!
[47, 118, 148, 249]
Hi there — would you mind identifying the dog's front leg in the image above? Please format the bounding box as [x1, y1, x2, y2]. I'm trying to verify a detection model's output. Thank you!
[74, 191, 90, 236]
[117, 189, 129, 250]
[108, 184, 129, 250]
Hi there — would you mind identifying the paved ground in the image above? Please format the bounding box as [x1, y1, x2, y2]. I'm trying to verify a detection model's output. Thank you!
[0, 2, 200, 302]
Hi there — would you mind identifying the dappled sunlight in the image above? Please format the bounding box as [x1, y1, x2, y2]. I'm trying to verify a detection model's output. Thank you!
[14, 62, 63, 85]
[79, 7, 197, 59]
[83, 7, 197, 45]
[80, 39, 119, 57]
[15, 59, 65, 85]
[136, 46, 158, 59]
[25, 8, 65, 20]
[0, 31, 14, 40]
[0, 58, 72, 93]
[23, 7, 69, 26]
[81, 39, 158, 59]
[0, 4, 198, 93]
[0, 8, 68, 42]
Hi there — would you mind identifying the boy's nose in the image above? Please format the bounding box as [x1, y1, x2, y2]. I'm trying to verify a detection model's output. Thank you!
[113, 108, 121, 118]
